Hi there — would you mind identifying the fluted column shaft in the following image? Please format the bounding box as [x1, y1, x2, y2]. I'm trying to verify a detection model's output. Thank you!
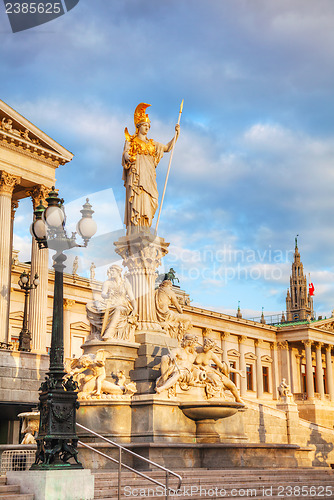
[0, 172, 20, 343]
[221, 332, 229, 365]
[315, 342, 324, 399]
[255, 340, 263, 398]
[238, 336, 247, 396]
[28, 186, 50, 353]
[270, 343, 279, 400]
[303, 340, 314, 400]
[325, 345, 334, 401]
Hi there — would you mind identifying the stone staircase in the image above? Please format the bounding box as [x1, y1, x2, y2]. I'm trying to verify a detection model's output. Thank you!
[94, 467, 334, 499]
[0, 475, 34, 499]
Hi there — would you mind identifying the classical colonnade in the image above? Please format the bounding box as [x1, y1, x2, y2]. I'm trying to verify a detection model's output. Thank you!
[217, 331, 334, 402]
[0, 172, 50, 352]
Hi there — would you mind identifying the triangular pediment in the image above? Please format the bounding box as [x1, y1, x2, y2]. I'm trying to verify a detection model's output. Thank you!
[245, 352, 257, 361]
[227, 349, 240, 357]
[70, 321, 90, 333]
[0, 100, 73, 163]
[261, 355, 273, 363]
[314, 318, 334, 333]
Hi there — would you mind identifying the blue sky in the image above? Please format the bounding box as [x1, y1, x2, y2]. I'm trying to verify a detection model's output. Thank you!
[2, 0, 334, 319]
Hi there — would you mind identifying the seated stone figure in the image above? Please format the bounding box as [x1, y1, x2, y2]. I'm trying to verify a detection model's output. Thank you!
[67, 349, 136, 399]
[194, 338, 244, 402]
[155, 334, 199, 394]
[155, 280, 191, 340]
[86, 265, 137, 341]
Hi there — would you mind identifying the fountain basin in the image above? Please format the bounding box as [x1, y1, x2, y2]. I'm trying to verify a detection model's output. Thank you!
[180, 401, 245, 421]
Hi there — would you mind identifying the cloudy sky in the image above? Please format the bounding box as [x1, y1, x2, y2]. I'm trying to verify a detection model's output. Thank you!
[1, 0, 334, 320]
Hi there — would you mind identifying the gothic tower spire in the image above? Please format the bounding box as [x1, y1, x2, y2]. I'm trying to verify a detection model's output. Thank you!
[286, 237, 313, 322]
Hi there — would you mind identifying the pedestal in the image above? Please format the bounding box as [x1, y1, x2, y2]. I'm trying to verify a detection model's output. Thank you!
[82, 338, 139, 384]
[7, 469, 94, 500]
[114, 231, 169, 330]
[133, 331, 178, 393]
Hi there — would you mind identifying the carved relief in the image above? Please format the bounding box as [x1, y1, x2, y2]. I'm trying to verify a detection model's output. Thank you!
[66, 349, 136, 399]
[1, 117, 40, 144]
[155, 335, 244, 402]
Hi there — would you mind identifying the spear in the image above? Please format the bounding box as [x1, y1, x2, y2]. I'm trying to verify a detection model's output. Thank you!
[155, 99, 184, 234]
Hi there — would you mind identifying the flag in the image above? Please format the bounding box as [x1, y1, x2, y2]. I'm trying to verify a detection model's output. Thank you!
[309, 282, 315, 296]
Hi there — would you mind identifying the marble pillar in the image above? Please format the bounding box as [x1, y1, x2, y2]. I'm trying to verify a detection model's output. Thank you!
[238, 336, 247, 397]
[6, 200, 19, 339]
[28, 186, 50, 353]
[114, 231, 169, 331]
[325, 345, 334, 402]
[315, 342, 324, 399]
[0, 171, 20, 344]
[278, 341, 291, 386]
[255, 339, 263, 399]
[63, 299, 75, 360]
[220, 332, 229, 365]
[303, 340, 314, 400]
[270, 342, 279, 400]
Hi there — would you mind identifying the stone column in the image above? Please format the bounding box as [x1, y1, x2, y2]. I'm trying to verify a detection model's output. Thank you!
[220, 332, 230, 365]
[255, 339, 263, 399]
[303, 340, 314, 400]
[315, 342, 325, 399]
[0, 171, 20, 344]
[114, 232, 169, 331]
[238, 336, 247, 397]
[27, 186, 50, 353]
[325, 345, 334, 402]
[278, 341, 291, 385]
[63, 299, 75, 360]
[295, 352, 302, 393]
[6, 200, 19, 339]
[270, 342, 279, 400]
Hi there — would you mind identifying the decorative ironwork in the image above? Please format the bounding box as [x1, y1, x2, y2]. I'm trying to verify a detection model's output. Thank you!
[31, 187, 96, 470]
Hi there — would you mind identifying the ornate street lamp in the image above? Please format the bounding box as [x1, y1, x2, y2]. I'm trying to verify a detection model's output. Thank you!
[18, 270, 39, 351]
[30, 187, 97, 470]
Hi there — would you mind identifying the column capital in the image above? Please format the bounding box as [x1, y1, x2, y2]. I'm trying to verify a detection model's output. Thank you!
[26, 184, 50, 209]
[302, 339, 313, 348]
[270, 342, 277, 350]
[202, 327, 213, 337]
[254, 339, 264, 348]
[0, 171, 21, 197]
[315, 342, 323, 350]
[220, 331, 230, 340]
[238, 335, 247, 344]
[325, 344, 333, 353]
[278, 340, 289, 350]
[63, 299, 75, 310]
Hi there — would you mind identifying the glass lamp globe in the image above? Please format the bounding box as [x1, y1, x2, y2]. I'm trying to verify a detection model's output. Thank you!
[33, 219, 47, 239]
[33, 274, 40, 286]
[77, 217, 97, 241]
[44, 205, 65, 229]
[20, 272, 29, 285]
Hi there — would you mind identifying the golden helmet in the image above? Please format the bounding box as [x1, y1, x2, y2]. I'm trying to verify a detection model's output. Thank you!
[134, 103, 151, 128]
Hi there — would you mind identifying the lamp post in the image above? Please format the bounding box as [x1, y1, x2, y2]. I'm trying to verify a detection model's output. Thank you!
[18, 270, 39, 351]
[30, 187, 97, 470]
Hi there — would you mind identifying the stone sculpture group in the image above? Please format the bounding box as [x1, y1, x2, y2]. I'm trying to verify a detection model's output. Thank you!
[156, 335, 245, 402]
